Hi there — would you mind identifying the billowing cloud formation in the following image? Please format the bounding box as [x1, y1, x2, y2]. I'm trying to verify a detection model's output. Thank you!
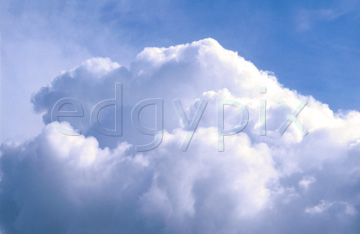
[1, 39, 360, 233]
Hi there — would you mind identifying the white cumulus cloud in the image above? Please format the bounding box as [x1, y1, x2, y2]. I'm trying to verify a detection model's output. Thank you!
[1, 38, 360, 234]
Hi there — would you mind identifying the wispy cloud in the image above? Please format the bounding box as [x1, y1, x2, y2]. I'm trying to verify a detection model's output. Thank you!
[294, 0, 359, 32]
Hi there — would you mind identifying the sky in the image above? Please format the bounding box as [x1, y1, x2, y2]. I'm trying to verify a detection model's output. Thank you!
[0, 0, 359, 140]
[0, 0, 360, 233]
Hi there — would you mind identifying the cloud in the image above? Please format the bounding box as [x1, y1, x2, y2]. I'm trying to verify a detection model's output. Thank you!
[1, 38, 360, 233]
[294, 0, 360, 32]
[305, 200, 356, 215]
[299, 176, 316, 191]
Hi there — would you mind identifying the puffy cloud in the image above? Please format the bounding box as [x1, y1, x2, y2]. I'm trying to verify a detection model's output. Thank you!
[299, 176, 316, 191]
[0, 123, 278, 234]
[1, 38, 360, 233]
